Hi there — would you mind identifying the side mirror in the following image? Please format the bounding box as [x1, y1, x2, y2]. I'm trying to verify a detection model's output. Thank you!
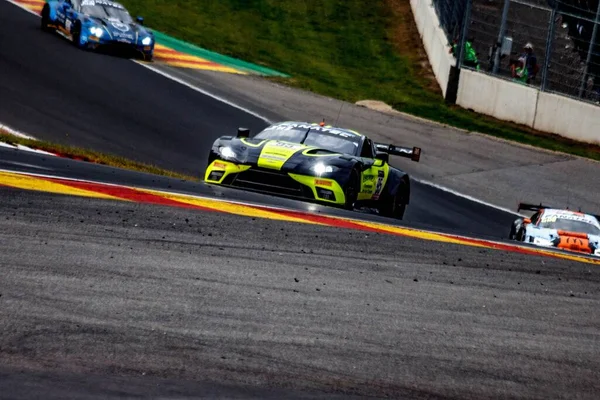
[136, 16, 144, 25]
[375, 151, 389, 163]
[237, 127, 250, 138]
[523, 218, 531, 224]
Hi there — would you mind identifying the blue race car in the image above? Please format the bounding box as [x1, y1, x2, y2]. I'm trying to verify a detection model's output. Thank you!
[41, 0, 154, 60]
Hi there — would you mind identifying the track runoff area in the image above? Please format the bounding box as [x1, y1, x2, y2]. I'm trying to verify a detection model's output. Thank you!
[1, 169, 598, 266]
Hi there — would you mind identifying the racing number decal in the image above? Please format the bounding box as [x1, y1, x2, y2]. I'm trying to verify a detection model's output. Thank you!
[541, 215, 557, 224]
[359, 163, 389, 201]
[373, 170, 385, 200]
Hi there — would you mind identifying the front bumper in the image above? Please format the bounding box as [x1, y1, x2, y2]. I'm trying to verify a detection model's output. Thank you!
[87, 36, 153, 57]
[205, 160, 346, 205]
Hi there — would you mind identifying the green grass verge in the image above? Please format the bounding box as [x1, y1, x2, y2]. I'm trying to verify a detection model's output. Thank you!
[0, 131, 198, 182]
[119, 0, 600, 161]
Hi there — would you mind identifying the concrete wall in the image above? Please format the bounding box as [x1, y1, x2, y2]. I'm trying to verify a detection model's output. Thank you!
[410, 0, 600, 146]
[410, 0, 455, 97]
[534, 93, 600, 145]
[456, 70, 539, 127]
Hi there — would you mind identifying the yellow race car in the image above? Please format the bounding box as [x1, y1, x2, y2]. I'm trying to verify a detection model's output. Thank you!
[205, 121, 421, 219]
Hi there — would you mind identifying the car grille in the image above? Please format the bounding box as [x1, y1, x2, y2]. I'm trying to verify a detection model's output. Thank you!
[226, 168, 307, 197]
[100, 42, 140, 57]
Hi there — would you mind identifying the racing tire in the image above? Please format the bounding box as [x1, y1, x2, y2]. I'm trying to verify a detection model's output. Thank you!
[72, 23, 84, 49]
[343, 169, 360, 210]
[40, 6, 53, 32]
[508, 224, 517, 241]
[509, 219, 524, 241]
[379, 189, 407, 220]
[515, 228, 525, 242]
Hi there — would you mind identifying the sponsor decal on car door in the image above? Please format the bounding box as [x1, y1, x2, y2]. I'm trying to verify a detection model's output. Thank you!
[359, 162, 389, 201]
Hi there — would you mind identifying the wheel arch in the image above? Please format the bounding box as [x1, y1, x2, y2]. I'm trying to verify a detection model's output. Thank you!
[386, 170, 410, 205]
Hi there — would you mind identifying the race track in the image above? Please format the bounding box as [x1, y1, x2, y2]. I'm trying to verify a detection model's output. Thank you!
[0, 0, 517, 237]
[1, 1, 600, 398]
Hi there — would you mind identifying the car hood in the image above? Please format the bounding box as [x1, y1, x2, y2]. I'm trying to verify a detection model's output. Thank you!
[220, 138, 344, 171]
[89, 17, 150, 42]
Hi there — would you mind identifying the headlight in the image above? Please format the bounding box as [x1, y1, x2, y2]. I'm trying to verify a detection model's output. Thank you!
[219, 146, 237, 160]
[141, 36, 152, 46]
[90, 27, 104, 37]
[312, 163, 333, 175]
[533, 237, 553, 247]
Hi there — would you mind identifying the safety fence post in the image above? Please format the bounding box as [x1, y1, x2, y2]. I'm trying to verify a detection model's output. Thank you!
[446, 0, 472, 104]
[541, 3, 558, 92]
[578, 1, 600, 98]
[456, 0, 473, 69]
[493, 0, 511, 74]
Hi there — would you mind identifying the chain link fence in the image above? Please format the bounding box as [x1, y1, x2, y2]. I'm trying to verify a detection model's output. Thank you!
[431, 0, 469, 41]
[433, 0, 600, 104]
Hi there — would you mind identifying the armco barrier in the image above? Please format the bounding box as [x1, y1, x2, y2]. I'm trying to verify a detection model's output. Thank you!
[410, 0, 600, 146]
[534, 93, 600, 145]
[410, 0, 455, 97]
[456, 70, 538, 127]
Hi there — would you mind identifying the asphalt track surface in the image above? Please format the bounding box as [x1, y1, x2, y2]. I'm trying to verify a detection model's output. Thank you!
[1, 185, 600, 399]
[2, 1, 600, 398]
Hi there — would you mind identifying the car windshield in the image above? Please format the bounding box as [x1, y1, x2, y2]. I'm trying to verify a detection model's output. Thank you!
[254, 126, 360, 155]
[539, 218, 600, 235]
[82, 5, 131, 23]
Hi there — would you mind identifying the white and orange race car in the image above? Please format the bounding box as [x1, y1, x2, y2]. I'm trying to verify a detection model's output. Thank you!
[509, 203, 600, 256]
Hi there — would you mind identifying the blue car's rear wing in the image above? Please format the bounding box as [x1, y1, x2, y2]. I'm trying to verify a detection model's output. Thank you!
[375, 143, 421, 162]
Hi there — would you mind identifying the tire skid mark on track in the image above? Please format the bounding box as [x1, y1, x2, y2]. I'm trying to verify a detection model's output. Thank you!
[1, 169, 598, 265]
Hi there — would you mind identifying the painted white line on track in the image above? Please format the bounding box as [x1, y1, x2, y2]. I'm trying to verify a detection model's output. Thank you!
[415, 178, 524, 217]
[2, 0, 524, 217]
[15, 145, 57, 156]
[132, 61, 273, 124]
[4, 161, 54, 171]
[0, 122, 37, 140]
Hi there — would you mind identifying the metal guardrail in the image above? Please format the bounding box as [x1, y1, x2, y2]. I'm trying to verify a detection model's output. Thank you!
[433, 0, 600, 104]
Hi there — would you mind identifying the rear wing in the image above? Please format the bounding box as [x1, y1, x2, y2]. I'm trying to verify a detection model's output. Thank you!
[517, 203, 553, 213]
[375, 143, 421, 162]
[518, 202, 600, 221]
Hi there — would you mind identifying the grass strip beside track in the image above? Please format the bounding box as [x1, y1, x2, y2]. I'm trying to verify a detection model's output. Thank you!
[0, 130, 198, 182]
[119, 0, 600, 161]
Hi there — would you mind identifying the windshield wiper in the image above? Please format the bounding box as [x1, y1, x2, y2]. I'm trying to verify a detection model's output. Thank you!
[300, 128, 311, 144]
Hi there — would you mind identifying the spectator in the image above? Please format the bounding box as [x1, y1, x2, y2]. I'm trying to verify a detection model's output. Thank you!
[511, 57, 528, 84]
[521, 43, 539, 84]
[450, 37, 480, 70]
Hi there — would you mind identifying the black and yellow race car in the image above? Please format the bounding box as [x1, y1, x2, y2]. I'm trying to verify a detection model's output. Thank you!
[204, 121, 421, 219]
